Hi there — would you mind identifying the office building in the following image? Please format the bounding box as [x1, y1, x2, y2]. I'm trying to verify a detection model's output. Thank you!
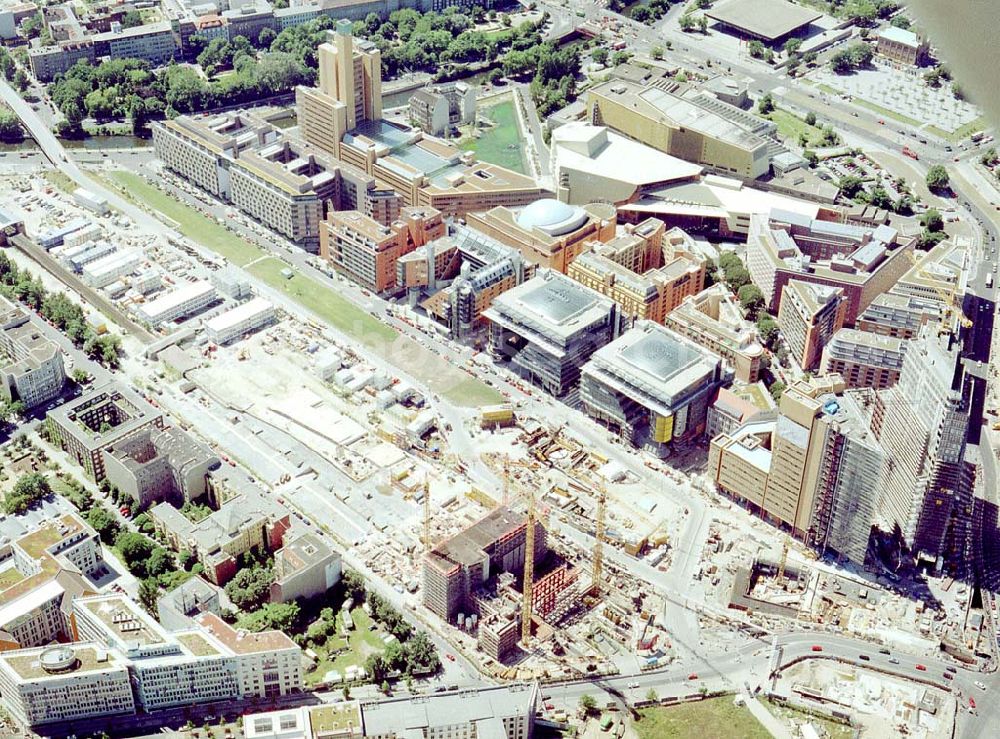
[857, 292, 941, 339]
[706, 383, 775, 440]
[150, 488, 291, 585]
[820, 328, 907, 390]
[137, 280, 217, 327]
[296, 22, 382, 156]
[581, 321, 727, 456]
[0, 296, 65, 408]
[409, 81, 476, 136]
[746, 210, 915, 324]
[871, 326, 973, 565]
[484, 271, 622, 397]
[156, 577, 224, 631]
[587, 77, 771, 179]
[204, 297, 276, 345]
[269, 531, 341, 604]
[777, 280, 847, 370]
[876, 26, 929, 66]
[0, 513, 100, 652]
[101, 425, 219, 509]
[567, 224, 707, 324]
[549, 122, 703, 205]
[891, 238, 967, 305]
[467, 199, 616, 274]
[423, 506, 547, 623]
[47, 383, 164, 480]
[664, 285, 765, 383]
[0, 594, 302, 731]
[320, 206, 445, 293]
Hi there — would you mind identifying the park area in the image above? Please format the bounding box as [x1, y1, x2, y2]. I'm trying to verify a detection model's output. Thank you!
[461, 97, 526, 174]
[633, 697, 771, 739]
[304, 606, 390, 687]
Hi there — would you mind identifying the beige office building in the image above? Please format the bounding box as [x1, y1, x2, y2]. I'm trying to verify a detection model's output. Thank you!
[777, 280, 847, 370]
[820, 328, 906, 390]
[296, 21, 381, 157]
[664, 285, 765, 383]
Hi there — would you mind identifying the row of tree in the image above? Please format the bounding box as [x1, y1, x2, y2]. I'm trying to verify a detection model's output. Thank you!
[0, 252, 122, 367]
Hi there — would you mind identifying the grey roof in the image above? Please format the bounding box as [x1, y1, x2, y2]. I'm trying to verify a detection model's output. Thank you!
[361, 684, 538, 735]
[705, 0, 822, 40]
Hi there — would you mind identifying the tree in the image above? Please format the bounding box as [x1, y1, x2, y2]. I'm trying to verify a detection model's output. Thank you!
[71, 368, 91, 384]
[783, 38, 803, 56]
[224, 564, 274, 611]
[631, 5, 651, 23]
[980, 147, 998, 167]
[921, 208, 944, 232]
[0, 107, 23, 142]
[367, 654, 390, 681]
[147, 547, 176, 579]
[4, 473, 51, 514]
[738, 284, 764, 318]
[838, 175, 864, 199]
[804, 111, 816, 126]
[645, 688, 658, 703]
[342, 569, 366, 602]
[804, 149, 818, 167]
[890, 14, 911, 28]
[769, 380, 786, 402]
[611, 51, 630, 66]
[237, 602, 300, 632]
[139, 578, 160, 614]
[869, 186, 893, 210]
[651, 46, 664, 60]
[697, 15, 708, 33]
[747, 40, 766, 59]
[580, 694, 598, 716]
[925, 165, 949, 191]
[115, 531, 155, 577]
[86, 505, 120, 544]
[757, 93, 775, 115]
[756, 314, 779, 348]
[679, 13, 696, 31]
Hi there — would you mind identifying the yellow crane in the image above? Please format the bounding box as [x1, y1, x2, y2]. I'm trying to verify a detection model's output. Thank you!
[591, 476, 607, 596]
[902, 248, 972, 328]
[521, 481, 536, 646]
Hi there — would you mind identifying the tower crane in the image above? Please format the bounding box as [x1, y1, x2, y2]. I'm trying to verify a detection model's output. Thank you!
[423, 477, 431, 553]
[778, 537, 789, 584]
[591, 476, 607, 596]
[902, 248, 972, 329]
[521, 485, 536, 646]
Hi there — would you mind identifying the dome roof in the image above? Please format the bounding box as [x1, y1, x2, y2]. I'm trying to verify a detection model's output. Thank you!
[516, 199, 589, 236]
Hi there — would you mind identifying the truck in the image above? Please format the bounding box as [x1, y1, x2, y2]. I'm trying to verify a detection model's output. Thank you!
[902, 146, 918, 160]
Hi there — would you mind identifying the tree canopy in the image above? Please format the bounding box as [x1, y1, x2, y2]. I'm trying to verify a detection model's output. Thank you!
[3, 473, 51, 515]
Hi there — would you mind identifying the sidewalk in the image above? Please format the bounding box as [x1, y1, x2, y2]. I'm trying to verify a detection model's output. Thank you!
[744, 693, 795, 739]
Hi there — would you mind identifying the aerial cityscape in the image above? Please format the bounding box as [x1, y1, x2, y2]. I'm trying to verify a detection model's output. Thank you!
[0, 0, 996, 737]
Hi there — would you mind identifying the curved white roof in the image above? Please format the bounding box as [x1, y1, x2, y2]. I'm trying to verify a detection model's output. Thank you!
[515, 198, 589, 236]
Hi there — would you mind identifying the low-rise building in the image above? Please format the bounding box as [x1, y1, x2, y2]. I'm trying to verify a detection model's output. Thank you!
[706, 383, 776, 440]
[409, 81, 475, 136]
[777, 280, 847, 370]
[137, 280, 217, 327]
[820, 328, 907, 390]
[664, 285, 765, 383]
[876, 26, 929, 66]
[581, 320, 727, 456]
[82, 249, 142, 289]
[269, 531, 341, 604]
[204, 297, 276, 345]
[484, 270, 622, 397]
[857, 291, 941, 339]
[46, 383, 164, 480]
[0, 296, 65, 409]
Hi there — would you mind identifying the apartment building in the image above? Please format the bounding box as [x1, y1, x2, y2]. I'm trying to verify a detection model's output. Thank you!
[137, 280, 217, 327]
[269, 531, 341, 603]
[587, 77, 771, 179]
[857, 291, 941, 339]
[296, 22, 382, 157]
[581, 321, 727, 456]
[150, 488, 291, 585]
[871, 325, 973, 565]
[706, 384, 775, 440]
[423, 506, 547, 623]
[409, 81, 476, 136]
[876, 26, 929, 66]
[777, 280, 847, 370]
[892, 238, 967, 305]
[102, 424, 219, 509]
[746, 210, 915, 324]
[204, 297, 276, 345]
[0, 296, 65, 408]
[0, 513, 100, 651]
[47, 383, 164, 480]
[664, 285, 765, 383]
[567, 225, 706, 324]
[0, 594, 302, 731]
[27, 21, 179, 81]
[484, 271, 622, 397]
[467, 200, 616, 274]
[820, 328, 907, 390]
[320, 206, 445, 293]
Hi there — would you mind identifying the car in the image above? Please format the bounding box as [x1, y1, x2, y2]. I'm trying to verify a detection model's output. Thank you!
[975, 681, 987, 691]
[915, 664, 926, 672]
[946, 666, 957, 673]
[445, 654, 455, 662]
[879, 648, 891, 655]
[811, 645, 823, 652]
[970, 697, 977, 709]
[859, 654, 870, 661]
[943, 672, 954, 680]
[627, 682, 639, 689]
[544, 703, 554, 710]
[888, 657, 900, 664]
[687, 673, 698, 681]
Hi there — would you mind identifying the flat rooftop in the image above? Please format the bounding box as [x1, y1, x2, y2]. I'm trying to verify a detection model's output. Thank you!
[2, 645, 118, 681]
[195, 612, 297, 654]
[428, 506, 526, 571]
[79, 595, 166, 647]
[361, 684, 537, 735]
[705, 0, 822, 40]
[309, 703, 362, 734]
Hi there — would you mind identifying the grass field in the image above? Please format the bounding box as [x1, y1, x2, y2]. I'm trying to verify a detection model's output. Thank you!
[42, 169, 77, 193]
[247, 258, 397, 345]
[103, 171, 264, 266]
[762, 699, 853, 739]
[305, 607, 388, 687]
[850, 98, 922, 129]
[0, 567, 25, 589]
[634, 698, 771, 739]
[765, 108, 827, 147]
[461, 99, 526, 173]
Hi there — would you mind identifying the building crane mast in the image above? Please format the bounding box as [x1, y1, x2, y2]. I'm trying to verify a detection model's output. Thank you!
[423, 477, 431, 553]
[502, 454, 510, 506]
[521, 484, 536, 646]
[778, 537, 789, 583]
[591, 476, 607, 596]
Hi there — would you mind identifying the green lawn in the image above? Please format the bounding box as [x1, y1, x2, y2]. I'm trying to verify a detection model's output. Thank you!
[0, 567, 25, 589]
[634, 698, 771, 739]
[305, 607, 388, 687]
[461, 99, 526, 173]
[765, 108, 827, 146]
[928, 114, 989, 143]
[42, 169, 77, 193]
[762, 699, 853, 739]
[102, 171, 264, 266]
[850, 98, 922, 128]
